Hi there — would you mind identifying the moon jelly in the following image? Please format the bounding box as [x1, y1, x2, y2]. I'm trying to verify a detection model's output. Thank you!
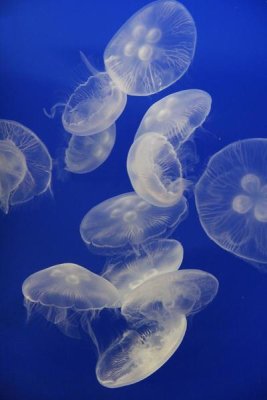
[195, 139, 267, 264]
[0, 119, 52, 213]
[104, 0, 196, 95]
[65, 124, 116, 174]
[103, 239, 184, 299]
[80, 192, 188, 255]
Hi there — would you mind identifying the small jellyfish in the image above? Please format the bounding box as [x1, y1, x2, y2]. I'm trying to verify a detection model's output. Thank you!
[65, 124, 116, 174]
[127, 132, 187, 207]
[103, 239, 184, 299]
[104, 0, 197, 95]
[22, 263, 120, 344]
[0, 119, 52, 213]
[135, 89, 212, 147]
[195, 138, 267, 265]
[80, 192, 188, 255]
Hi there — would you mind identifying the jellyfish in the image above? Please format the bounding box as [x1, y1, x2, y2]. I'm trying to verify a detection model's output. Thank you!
[195, 138, 267, 265]
[103, 239, 184, 300]
[65, 124, 116, 174]
[104, 0, 196, 95]
[134, 89, 212, 147]
[80, 192, 188, 255]
[96, 269, 218, 388]
[22, 263, 121, 345]
[0, 119, 52, 213]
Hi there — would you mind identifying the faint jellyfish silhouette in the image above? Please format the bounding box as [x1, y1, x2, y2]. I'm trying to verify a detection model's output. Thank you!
[195, 138, 267, 265]
[22, 263, 120, 347]
[127, 90, 212, 207]
[103, 239, 184, 299]
[65, 124, 116, 174]
[80, 192, 188, 255]
[104, 0, 197, 95]
[96, 269, 218, 388]
[135, 89, 212, 147]
[0, 119, 52, 213]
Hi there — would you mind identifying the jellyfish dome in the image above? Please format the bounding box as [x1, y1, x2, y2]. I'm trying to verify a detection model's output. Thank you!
[103, 239, 184, 299]
[127, 132, 188, 207]
[195, 138, 267, 264]
[62, 72, 127, 136]
[135, 89, 212, 147]
[96, 313, 187, 388]
[80, 192, 188, 255]
[0, 119, 52, 213]
[104, 0, 196, 95]
[65, 124, 116, 174]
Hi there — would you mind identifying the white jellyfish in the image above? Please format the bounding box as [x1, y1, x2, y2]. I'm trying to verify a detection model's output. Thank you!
[103, 239, 184, 300]
[195, 138, 267, 265]
[65, 124, 116, 174]
[104, 0, 196, 95]
[22, 263, 121, 345]
[127, 90, 212, 207]
[80, 192, 188, 255]
[0, 119, 52, 213]
[135, 89, 212, 146]
[96, 269, 218, 388]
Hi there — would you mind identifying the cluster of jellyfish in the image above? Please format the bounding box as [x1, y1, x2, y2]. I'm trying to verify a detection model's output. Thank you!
[0, 0, 265, 390]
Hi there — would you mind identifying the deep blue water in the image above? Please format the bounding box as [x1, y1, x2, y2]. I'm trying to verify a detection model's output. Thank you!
[1, 1, 267, 399]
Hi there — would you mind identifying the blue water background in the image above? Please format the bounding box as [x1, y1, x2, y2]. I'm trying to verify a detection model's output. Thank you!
[0, 1, 267, 399]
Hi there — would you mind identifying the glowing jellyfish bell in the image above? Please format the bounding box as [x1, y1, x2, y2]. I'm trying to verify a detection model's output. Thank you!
[0, 119, 52, 214]
[96, 269, 218, 388]
[103, 239, 184, 299]
[195, 138, 267, 265]
[22, 263, 120, 343]
[65, 124, 116, 174]
[80, 192, 188, 255]
[104, 0, 197, 95]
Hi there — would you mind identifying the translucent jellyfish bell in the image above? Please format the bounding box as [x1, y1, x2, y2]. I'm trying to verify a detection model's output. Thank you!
[195, 138, 267, 265]
[22, 263, 120, 341]
[62, 72, 126, 136]
[104, 0, 196, 95]
[96, 313, 187, 388]
[80, 192, 188, 255]
[135, 89, 212, 147]
[0, 119, 52, 213]
[127, 132, 187, 207]
[65, 124, 116, 174]
[103, 239, 184, 299]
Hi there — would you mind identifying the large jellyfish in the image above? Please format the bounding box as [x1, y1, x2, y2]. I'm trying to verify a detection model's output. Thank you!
[195, 138, 267, 265]
[104, 0, 197, 95]
[96, 269, 218, 388]
[80, 192, 188, 255]
[103, 239, 183, 300]
[127, 90, 211, 207]
[0, 119, 52, 213]
[22, 263, 120, 344]
[65, 124, 116, 174]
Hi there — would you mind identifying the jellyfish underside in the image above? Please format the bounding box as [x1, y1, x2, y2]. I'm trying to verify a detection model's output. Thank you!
[104, 0, 196, 95]
[127, 132, 187, 207]
[65, 124, 116, 174]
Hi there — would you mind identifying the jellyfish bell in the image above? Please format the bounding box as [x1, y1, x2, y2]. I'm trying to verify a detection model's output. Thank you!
[135, 89, 212, 148]
[127, 132, 189, 207]
[195, 138, 267, 265]
[22, 263, 121, 341]
[0, 119, 52, 213]
[65, 124, 116, 174]
[104, 0, 196, 95]
[103, 239, 184, 300]
[80, 192, 188, 255]
[96, 313, 187, 388]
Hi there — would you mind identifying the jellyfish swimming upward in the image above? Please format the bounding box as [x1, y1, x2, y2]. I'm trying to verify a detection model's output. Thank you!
[0, 119, 52, 214]
[195, 138, 267, 265]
